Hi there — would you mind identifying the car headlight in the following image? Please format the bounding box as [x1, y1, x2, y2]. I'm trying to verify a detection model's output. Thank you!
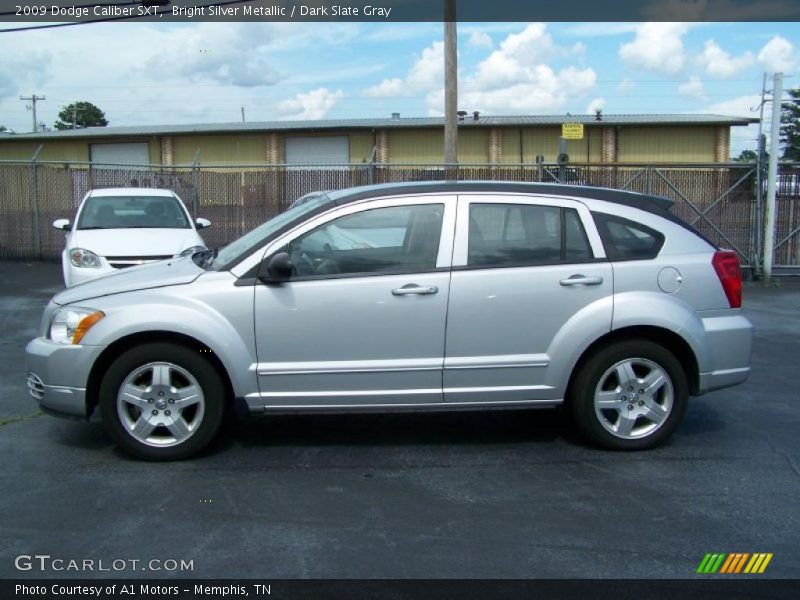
[180, 245, 207, 257]
[69, 248, 101, 268]
[49, 307, 105, 345]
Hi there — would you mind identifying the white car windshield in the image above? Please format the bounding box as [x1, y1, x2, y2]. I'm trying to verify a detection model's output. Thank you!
[77, 196, 190, 230]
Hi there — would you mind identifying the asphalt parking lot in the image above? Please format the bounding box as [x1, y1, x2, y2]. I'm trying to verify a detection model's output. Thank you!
[1, 260, 798, 579]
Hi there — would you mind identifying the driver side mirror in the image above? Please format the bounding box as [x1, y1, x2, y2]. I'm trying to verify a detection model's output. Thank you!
[195, 218, 211, 230]
[259, 252, 293, 284]
[52, 219, 70, 231]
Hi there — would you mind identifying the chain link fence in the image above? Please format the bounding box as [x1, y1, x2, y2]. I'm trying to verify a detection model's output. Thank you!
[1, 160, 799, 274]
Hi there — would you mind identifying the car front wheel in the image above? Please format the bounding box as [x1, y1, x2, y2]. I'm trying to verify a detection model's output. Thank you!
[569, 339, 689, 450]
[99, 343, 225, 460]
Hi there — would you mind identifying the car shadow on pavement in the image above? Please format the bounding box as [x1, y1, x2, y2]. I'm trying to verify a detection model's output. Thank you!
[45, 403, 726, 460]
[204, 407, 581, 456]
[676, 397, 730, 437]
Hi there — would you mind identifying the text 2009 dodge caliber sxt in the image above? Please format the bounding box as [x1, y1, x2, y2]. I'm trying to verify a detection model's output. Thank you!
[26, 182, 754, 460]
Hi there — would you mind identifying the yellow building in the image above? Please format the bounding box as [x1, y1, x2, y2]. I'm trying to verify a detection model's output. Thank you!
[0, 113, 756, 166]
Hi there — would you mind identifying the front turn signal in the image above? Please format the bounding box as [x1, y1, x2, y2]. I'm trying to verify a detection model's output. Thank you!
[72, 311, 105, 345]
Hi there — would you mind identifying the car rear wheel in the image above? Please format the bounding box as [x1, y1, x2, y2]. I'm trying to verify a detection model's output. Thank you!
[99, 343, 225, 460]
[569, 339, 688, 450]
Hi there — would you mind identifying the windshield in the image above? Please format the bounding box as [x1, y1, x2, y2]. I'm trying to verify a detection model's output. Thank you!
[77, 195, 190, 230]
[209, 194, 333, 271]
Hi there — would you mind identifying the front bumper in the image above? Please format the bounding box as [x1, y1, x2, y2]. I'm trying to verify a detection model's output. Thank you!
[25, 337, 103, 419]
[696, 313, 754, 395]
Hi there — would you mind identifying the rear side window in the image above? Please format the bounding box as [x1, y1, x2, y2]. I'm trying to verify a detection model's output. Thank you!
[468, 204, 593, 267]
[592, 212, 665, 261]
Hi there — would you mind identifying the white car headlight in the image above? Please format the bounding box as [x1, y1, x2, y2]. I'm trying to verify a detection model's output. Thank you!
[69, 248, 101, 268]
[180, 245, 207, 257]
[49, 307, 105, 345]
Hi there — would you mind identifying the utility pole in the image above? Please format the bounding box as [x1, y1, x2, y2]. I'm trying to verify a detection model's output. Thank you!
[443, 0, 458, 173]
[763, 72, 783, 285]
[241, 106, 246, 123]
[20, 94, 46, 133]
[753, 73, 767, 276]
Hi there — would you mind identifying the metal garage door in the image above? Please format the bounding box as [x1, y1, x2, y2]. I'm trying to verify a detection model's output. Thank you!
[90, 142, 150, 169]
[284, 136, 349, 166]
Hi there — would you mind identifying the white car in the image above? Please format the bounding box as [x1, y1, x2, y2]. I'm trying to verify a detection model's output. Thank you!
[53, 188, 211, 287]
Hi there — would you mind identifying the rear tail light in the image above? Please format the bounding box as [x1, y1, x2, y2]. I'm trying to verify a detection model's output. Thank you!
[712, 250, 742, 308]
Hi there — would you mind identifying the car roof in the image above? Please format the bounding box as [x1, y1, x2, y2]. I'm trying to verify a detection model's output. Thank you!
[86, 187, 176, 197]
[325, 181, 675, 212]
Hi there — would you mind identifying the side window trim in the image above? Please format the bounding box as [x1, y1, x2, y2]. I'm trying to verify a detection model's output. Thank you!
[452, 194, 606, 268]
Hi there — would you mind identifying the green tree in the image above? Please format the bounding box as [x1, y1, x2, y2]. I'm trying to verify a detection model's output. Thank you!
[781, 86, 800, 161]
[734, 149, 758, 162]
[54, 101, 108, 130]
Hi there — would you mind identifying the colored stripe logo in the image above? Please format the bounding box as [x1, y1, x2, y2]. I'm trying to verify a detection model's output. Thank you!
[697, 553, 773, 574]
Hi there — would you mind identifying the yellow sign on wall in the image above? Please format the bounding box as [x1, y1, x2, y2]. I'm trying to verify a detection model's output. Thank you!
[562, 123, 584, 140]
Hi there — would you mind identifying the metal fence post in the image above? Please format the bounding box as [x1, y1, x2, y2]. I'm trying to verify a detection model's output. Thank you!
[30, 145, 44, 260]
[191, 149, 201, 218]
[763, 73, 783, 284]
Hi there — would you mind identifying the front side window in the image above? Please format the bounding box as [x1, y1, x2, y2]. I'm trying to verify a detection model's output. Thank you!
[467, 203, 593, 267]
[286, 204, 444, 278]
[211, 193, 332, 271]
[77, 196, 190, 230]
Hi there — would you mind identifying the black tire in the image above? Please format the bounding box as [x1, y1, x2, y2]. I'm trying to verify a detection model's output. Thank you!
[99, 342, 225, 460]
[568, 339, 689, 450]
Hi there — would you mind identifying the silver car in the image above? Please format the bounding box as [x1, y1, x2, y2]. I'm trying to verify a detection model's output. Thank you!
[26, 182, 753, 460]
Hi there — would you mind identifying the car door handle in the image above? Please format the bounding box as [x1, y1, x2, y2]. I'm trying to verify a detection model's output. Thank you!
[559, 275, 604, 286]
[392, 284, 439, 296]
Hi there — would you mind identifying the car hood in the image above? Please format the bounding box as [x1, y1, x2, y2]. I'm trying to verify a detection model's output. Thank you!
[70, 228, 203, 257]
[54, 256, 204, 305]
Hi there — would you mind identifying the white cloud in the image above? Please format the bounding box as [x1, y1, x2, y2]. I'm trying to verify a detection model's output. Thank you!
[407, 41, 445, 89]
[586, 98, 606, 114]
[571, 42, 587, 56]
[363, 78, 405, 98]
[365, 41, 443, 98]
[0, 49, 53, 102]
[619, 22, 689, 75]
[705, 94, 762, 117]
[368, 24, 597, 117]
[698, 40, 754, 78]
[456, 25, 596, 115]
[146, 23, 282, 87]
[678, 76, 708, 100]
[703, 94, 762, 156]
[277, 88, 344, 120]
[469, 31, 493, 50]
[757, 36, 798, 73]
[562, 23, 640, 37]
[618, 77, 634, 93]
[472, 24, 557, 89]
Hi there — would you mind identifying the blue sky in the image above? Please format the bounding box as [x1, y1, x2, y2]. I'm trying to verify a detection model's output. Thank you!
[1, 21, 798, 155]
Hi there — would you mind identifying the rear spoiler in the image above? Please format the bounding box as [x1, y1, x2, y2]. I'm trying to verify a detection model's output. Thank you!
[643, 195, 675, 211]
